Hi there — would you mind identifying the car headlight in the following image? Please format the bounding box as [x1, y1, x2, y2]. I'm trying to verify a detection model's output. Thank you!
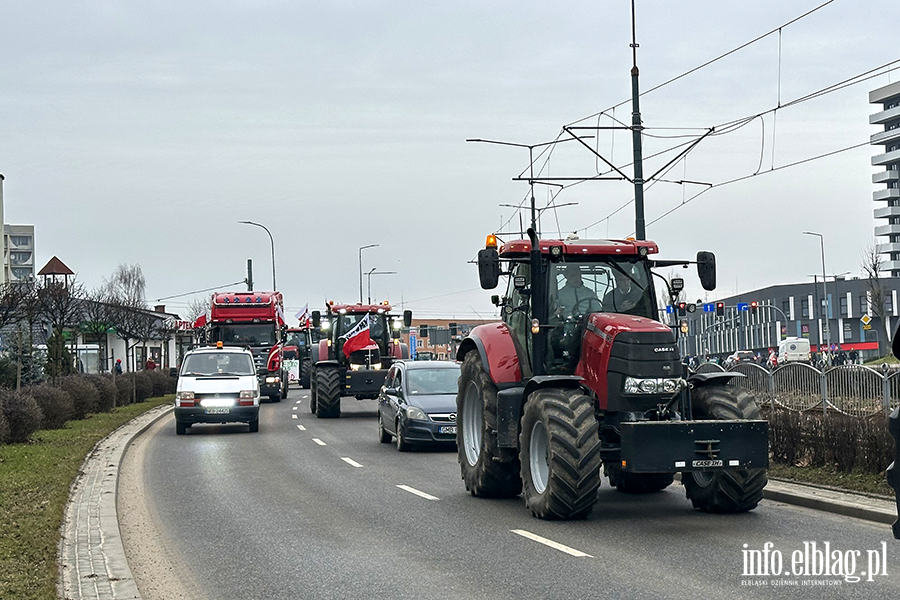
[406, 407, 428, 421]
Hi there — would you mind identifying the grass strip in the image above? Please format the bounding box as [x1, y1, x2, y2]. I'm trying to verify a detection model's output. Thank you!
[768, 463, 894, 497]
[0, 396, 171, 600]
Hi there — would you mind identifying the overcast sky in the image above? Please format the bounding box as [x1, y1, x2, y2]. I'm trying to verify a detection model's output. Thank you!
[1, 1, 895, 323]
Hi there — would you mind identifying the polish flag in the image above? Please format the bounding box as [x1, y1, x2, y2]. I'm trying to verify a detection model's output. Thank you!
[341, 314, 373, 358]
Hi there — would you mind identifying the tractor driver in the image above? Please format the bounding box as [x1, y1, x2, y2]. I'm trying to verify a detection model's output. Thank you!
[602, 267, 645, 314]
[555, 264, 600, 318]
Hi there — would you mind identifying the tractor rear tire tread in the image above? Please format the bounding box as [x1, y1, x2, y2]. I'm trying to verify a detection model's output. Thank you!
[457, 352, 522, 498]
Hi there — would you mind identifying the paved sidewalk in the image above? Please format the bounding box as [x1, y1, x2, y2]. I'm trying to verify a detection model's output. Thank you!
[764, 477, 897, 524]
[58, 404, 172, 600]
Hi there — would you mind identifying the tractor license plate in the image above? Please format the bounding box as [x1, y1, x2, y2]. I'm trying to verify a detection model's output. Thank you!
[692, 459, 723, 468]
[205, 407, 230, 415]
[439, 426, 457, 435]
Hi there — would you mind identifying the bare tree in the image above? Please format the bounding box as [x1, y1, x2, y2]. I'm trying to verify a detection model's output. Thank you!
[185, 296, 209, 324]
[80, 289, 116, 372]
[861, 242, 890, 356]
[37, 277, 85, 350]
[101, 263, 146, 306]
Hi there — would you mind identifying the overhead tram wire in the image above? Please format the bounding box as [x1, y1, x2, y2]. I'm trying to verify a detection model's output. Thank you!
[565, 0, 838, 127]
[574, 59, 900, 235]
[155, 280, 247, 303]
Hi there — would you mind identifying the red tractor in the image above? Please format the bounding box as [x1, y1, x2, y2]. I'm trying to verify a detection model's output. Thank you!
[456, 231, 768, 519]
[309, 302, 412, 418]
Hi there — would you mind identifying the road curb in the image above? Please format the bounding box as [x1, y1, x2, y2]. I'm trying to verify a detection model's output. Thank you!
[58, 403, 173, 600]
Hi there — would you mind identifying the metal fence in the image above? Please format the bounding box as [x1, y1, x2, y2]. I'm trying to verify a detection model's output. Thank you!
[695, 362, 897, 417]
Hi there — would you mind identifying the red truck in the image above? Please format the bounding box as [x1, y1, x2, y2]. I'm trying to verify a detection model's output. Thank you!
[208, 291, 287, 402]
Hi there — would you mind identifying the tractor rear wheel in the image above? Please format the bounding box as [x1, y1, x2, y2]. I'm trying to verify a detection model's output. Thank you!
[682, 385, 767, 513]
[519, 387, 601, 520]
[457, 351, 521, 498]
[315, 366, 342, 418]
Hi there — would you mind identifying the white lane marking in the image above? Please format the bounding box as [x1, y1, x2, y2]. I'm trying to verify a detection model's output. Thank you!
[295, 400, 302, 404]
[396, 485, 439, 501]
[297, 425, 306, 431]
[292, 406, 298, 411]
[312, 438, 326, 445]
[341, 457, 363, 468]
[291, 414, 298, 419]
[510, 530, 593, 558]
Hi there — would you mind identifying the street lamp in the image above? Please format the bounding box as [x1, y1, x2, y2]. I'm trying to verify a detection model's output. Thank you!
[239, 221, 275, 290]
[358, 244, 378, 303]
[366, 269, 397, 304]
[803, 231, 830, 363]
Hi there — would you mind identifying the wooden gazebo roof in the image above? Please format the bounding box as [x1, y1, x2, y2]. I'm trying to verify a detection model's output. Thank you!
[38, 256, 75, 276]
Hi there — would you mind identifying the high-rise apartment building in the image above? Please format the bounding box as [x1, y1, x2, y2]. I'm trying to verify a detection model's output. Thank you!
[870, 81, 900, 276]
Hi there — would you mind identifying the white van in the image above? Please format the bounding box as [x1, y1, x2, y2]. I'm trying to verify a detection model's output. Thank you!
[778, 337, 811, 364]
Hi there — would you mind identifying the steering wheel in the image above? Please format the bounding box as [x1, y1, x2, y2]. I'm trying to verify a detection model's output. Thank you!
[572, 296, 602, 317]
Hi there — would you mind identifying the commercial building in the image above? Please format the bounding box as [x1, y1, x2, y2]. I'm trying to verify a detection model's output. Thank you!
[403, 318, 498, 360]
[671, 276, 898, 362]
[871, 80, 900, 276]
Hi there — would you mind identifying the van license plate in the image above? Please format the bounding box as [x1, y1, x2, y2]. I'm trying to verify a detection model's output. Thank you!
[692, 459, 723, 468]
[205, 407, 230, 415]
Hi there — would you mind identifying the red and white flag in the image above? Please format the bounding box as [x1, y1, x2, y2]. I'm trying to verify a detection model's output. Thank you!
[341, 314, 373, 358]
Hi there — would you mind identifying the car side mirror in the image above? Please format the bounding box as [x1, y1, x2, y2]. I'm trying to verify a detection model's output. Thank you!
[385, 386, 398, 396]
[696, 251, 716, 291]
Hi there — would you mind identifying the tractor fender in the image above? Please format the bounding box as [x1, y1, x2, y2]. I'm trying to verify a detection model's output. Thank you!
[390, 342, 410, 360]
[315, 339, 331, 363]
[455, 322, 522, 387]
[687, 371, 745, 387]
[495, 375, 586, 448]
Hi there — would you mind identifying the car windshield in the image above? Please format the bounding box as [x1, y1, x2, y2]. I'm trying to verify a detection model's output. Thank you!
[213, 323, 276, 346]
[406, 366, 461, 395]
[181, 353, 255, 376]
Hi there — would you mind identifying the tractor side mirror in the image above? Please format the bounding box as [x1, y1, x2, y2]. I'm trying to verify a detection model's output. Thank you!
[403, 310, 413, 328]
[491, 295, 500, 306]
[696, 251, 716, 291]
[478, 247, 501, 290]
[311, 311, 321, 328]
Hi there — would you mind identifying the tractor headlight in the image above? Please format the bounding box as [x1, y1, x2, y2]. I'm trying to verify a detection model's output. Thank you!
[623, 377, 683, 396]
[406, 407, 428, 421]
[350, 363, 362, 371]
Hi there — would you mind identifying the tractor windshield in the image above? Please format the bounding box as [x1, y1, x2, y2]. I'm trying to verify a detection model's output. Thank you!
[336, 313, 389, 345]
[551, 260, 654, 319]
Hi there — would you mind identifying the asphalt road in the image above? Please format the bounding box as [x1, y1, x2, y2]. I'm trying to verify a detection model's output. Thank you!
[119, 387, 900, 600]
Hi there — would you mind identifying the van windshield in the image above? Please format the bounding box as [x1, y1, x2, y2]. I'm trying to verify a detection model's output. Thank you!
[182, 353, 256, 376]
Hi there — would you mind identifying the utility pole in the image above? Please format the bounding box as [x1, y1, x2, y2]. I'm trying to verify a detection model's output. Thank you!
[246, 259, 253, 292]
[630, 0, 646, 240]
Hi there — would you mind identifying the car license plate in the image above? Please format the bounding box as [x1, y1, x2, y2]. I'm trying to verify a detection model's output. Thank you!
[692, 459, 723, 468]
[205, 407, 230, 415]
[439, 426, 457, 435]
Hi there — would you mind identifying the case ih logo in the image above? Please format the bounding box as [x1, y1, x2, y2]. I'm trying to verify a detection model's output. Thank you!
[654, 347, 674, 353]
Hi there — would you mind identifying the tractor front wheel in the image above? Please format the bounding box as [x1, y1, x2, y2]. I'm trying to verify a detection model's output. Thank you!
[315, 366, 342, 418]
[457, 351, 521, 498]
[682, 385, 767, 513]
[519, 387, 601, 520]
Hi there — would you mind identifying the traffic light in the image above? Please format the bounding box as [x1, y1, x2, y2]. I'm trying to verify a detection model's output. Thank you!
[677, 302, 687, 317]
[715, 302, 725, 317]
[418, 324, 429, 338]
[750, 301, 758, 314]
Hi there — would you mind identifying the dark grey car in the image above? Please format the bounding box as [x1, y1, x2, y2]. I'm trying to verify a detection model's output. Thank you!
[377, 360, 460, 451]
